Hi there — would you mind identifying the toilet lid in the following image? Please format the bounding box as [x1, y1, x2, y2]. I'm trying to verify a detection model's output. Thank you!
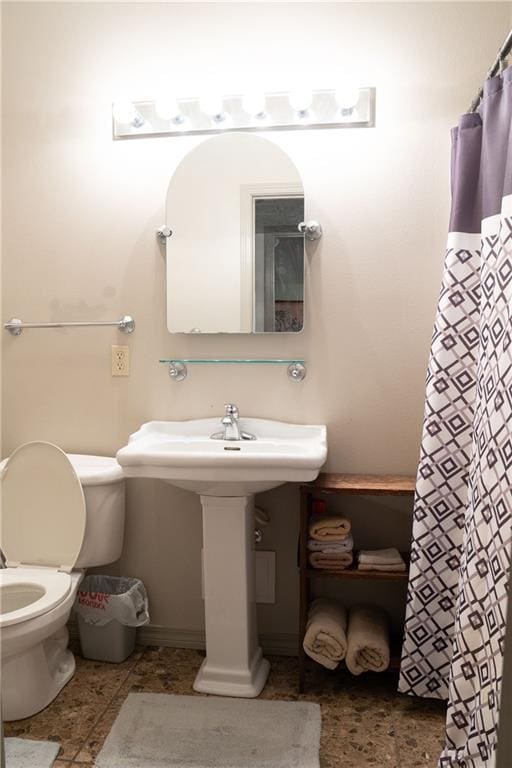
[0, 442, 86, 573]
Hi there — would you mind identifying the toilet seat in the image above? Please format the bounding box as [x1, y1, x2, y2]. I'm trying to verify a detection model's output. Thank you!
[0, 441, 86, 573]
[1, 442, 86, 628]
[0, 568, 72, 628]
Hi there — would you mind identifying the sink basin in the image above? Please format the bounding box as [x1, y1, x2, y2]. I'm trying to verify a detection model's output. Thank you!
[116, 418, 327, 496]
[116, 415, 327, 699]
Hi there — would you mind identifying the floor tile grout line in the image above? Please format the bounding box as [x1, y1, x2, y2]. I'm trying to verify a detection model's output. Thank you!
[68, 648, 148, 763]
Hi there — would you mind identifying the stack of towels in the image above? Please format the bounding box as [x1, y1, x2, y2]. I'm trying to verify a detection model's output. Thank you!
[303, 598, 390, 675]
[308, 515, 353, 571]
[357, 547, 406, 573]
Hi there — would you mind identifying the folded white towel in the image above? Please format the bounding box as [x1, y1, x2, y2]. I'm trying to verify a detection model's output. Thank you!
[309, 515, 351, 541]
[309, 551, 354, 570]
[307, 534, 354, 553]
[358, 562, 406, 572]
[358, 547, 404, 566]
[303, 598, 347, 670]
[345, 605, 390, 675]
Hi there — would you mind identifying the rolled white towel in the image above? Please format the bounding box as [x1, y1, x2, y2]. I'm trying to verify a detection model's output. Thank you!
[358, 547, 404, 566]
[307, 534, 354, 553]
[345, 605, 390, 675]
[303, 598, 348, 670]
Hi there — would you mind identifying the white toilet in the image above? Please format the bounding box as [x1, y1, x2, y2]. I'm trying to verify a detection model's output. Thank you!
[0, 442, 125, 721]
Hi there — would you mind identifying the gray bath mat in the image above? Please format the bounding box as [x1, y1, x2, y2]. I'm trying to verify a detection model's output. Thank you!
[5, 738, 60, 767]
[95, 693, 321, 768]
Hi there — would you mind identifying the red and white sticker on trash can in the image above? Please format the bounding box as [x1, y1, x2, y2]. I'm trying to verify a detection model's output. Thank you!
[75, 576, 149, 627]
[78, 591, 110, 611]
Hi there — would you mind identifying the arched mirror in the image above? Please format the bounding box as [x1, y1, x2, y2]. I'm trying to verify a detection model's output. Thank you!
[165, 133, 305, 334]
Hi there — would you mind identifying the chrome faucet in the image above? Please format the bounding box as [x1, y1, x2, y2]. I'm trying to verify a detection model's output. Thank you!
[210, 404, 256, 441]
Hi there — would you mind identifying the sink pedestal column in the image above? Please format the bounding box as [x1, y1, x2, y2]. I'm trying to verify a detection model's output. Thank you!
[193, 494, 270, 697]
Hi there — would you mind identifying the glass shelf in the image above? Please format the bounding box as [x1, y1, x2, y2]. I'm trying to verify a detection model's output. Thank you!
[159, 358, 307, 382]
[159, 358, 305, 364]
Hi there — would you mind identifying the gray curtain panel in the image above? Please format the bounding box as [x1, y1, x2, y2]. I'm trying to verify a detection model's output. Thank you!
[400, 68, 512, 768]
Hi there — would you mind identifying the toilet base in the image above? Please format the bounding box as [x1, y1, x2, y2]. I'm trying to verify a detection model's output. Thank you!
[2, 626, 75, 721]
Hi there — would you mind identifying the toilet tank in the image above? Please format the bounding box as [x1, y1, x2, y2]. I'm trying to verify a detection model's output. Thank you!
[66, 454, 125, 568]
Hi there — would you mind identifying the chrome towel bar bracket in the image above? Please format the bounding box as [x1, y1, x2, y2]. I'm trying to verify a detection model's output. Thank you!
[4, 315, 136, 336]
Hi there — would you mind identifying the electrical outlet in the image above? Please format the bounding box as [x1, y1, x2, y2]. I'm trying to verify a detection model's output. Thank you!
[111, 345, 129, 376]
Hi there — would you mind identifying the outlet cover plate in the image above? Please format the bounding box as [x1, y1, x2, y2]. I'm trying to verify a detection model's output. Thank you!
[111, 345, 129, 376]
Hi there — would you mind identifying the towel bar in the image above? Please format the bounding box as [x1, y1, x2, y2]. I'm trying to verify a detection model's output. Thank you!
[4, 315, 135, 336]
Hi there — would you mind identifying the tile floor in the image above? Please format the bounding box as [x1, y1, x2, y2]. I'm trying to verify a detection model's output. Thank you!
[5, 645, 447, 767]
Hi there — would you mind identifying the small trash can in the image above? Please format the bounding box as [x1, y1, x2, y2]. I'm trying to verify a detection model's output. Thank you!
[75, 575, 149, 663]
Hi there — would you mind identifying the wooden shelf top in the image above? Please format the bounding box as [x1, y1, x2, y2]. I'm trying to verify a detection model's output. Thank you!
[301, 472, 416, 495]
[306, 566, 409, 582]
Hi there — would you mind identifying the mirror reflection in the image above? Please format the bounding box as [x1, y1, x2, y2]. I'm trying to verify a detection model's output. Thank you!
[254, 197, 304, 332]
[165, 133, 305, 334]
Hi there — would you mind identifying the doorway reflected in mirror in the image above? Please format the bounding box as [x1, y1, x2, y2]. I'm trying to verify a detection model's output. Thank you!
[254, 197, 304, 332]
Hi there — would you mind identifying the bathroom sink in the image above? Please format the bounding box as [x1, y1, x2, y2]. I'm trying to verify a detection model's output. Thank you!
[116, 418, 327, 496]
[117, 415, 327, 698]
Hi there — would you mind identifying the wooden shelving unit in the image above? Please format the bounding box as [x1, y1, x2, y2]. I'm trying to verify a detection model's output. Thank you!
[304, 555, 410, 582]
[298, 472, 415, 692]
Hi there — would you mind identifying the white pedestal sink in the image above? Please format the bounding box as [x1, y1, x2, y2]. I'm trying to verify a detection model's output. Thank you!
[117, 417, 327, 697]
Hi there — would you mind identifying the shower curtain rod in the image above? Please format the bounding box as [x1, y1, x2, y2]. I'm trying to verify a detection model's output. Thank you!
[469, 29, 512, 112]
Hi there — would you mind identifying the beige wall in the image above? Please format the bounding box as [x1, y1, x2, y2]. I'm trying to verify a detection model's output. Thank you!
[2, 2, 510, 642]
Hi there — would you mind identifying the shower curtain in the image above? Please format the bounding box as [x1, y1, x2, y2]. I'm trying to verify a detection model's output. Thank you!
[399, 67, 512, 768]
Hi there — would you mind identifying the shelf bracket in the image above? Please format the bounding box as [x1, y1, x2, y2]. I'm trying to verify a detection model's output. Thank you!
[168, 361, 187, 381]
[288, 362, 307, 382]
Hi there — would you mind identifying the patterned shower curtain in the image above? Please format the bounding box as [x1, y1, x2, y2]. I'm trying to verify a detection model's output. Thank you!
[399, 67, 512, 768]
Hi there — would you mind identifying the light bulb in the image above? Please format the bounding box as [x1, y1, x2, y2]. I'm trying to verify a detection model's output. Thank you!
[289, 88, 313, 114]
[113, 100, 140, 125]
[199, 93, 225, 117]
[242, 91, 266, 117]
[335, 84, 360, 111]
[155, 97, 181, 121]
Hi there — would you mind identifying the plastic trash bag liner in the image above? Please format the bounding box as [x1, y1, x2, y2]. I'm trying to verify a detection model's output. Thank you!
[75, 575, 149, 627]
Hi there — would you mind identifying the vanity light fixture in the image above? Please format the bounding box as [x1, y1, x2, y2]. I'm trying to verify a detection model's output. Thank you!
[112, 87, 375, 139]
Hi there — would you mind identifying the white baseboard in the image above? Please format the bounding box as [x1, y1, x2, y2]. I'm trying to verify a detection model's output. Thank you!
[69, 620, 298, 657]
